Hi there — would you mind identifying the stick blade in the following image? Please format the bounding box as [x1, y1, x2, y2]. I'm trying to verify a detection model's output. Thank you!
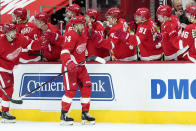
[11, 99, 23, 104]
[95, 57, 106, 64]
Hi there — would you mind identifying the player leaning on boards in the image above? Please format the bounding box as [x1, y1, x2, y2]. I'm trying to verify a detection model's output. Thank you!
[60, 16, 95, 125]
[12, 8, 41, 63]
[92, 8, 137, 61]
[128, 8, 163, 61]
[0, 23, 41, 123]
[156, 5, 189, 60]
[179, 5, 196, 62]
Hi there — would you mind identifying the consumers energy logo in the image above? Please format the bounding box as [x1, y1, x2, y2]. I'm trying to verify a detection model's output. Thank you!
[19, 73, 115, 101]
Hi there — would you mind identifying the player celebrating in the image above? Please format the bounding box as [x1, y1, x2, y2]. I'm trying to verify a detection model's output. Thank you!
[157, 5, 188, 60]
[64, 4, 81, 33]
[180, 5, 196, 62]
[0, 23, 40, 123]
[130, 8, 163, 61]
[60, 16, 95, 125]
[34, 12, 63, 61]
[93, 8, 137, 61]
[85, 9, 110, 59]
[12, 8, 41, 63]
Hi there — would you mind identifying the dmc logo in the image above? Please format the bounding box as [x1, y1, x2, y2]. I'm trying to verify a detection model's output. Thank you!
[151, 79, 196, 99]
[19, 73, 115, 101]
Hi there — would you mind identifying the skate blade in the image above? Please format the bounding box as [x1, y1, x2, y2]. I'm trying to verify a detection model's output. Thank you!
[60, 121, 74, 126]
[1, 119, 16, 123]
[82, 120, 95, 125]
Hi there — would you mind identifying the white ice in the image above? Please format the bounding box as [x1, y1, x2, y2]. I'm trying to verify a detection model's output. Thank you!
[1, 121, 196, 131]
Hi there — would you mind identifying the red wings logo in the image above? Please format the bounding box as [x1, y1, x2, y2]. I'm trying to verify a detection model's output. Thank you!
[76, 43, 87, 54]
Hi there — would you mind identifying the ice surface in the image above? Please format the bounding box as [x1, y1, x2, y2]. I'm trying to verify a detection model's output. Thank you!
[0, 121, 196, 131]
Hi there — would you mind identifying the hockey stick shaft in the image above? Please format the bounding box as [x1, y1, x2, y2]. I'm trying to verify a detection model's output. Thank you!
[21, 56, 105, 99]
[0, 86, 23, 104]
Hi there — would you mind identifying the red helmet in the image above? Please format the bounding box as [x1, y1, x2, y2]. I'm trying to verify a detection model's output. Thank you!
[13, 8, 27, 20]
[106, 8, 121, 19]
[186, 5, 196, 16]
[157, 5, 172, 17]
[35, 12, 49, 23]
[135, 8, 150, 19]
[3, 23, 16, 33]
[86, 9, 99, 20]
[66, 4, 81, 15]
[71, 16, 85, 24]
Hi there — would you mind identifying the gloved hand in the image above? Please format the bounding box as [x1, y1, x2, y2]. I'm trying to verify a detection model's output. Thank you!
[115, 29, 130, 43]
[66, 60, 77, 72]
[129, 21, 137, 31]
[43, 31, 58, 43]
[153, 33, 163, 43]
[91, 32, 103, 44]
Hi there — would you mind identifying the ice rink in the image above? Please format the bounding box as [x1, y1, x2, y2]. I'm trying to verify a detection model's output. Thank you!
[1, 121, 196, 131]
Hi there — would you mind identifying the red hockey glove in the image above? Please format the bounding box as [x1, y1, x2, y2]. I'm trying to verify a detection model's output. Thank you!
[154, 33, 163, 43]
[66, 60, 77, 72]
[129, 21, 137, 31]
[43, 31, 58, 43]
[115, 30, 130, 43]
[92, 32, 103, 44]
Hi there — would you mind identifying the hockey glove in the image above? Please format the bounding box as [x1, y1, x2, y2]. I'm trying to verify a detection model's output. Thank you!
[92, 32, 103, 44]
[66, 60, 77, 72]
[43, 31, 58, 43]
[115, 29, 130, 43]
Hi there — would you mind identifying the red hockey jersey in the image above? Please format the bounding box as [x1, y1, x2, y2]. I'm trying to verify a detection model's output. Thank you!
[100, 19, 137, 61]
[86, 21, 110, 59]
[61, 30, 87, 65]
[160, 15, 186, 60]
[134, 18, 163, 60]
[180, 23, 196, 62]
[16, 22, 41, 63]
[0, 34, 40, 73]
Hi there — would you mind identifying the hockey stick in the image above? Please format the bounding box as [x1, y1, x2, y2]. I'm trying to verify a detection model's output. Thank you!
[11, 56, 106, 104]
[0, 86, 23, 104]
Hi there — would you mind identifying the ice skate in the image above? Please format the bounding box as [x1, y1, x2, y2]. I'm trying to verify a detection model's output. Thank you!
[1, 111, 16, 123]
[60, 110, 74, 126]
[82, 111, 95, 125]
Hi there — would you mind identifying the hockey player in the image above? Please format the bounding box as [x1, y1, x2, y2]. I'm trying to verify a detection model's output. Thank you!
[60, 16, 95, 125]
[129, 8, 163, 61]
[85, 9, 110, 59]
[180, 5, 196, 62]
[64, 4, 81, 33]
[0, 23, 40, 123]
[157, 5, 188, 60]
[34, 12, 63, 61]
[93, 8, 137, 61]
[12, 8, 41, 63]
